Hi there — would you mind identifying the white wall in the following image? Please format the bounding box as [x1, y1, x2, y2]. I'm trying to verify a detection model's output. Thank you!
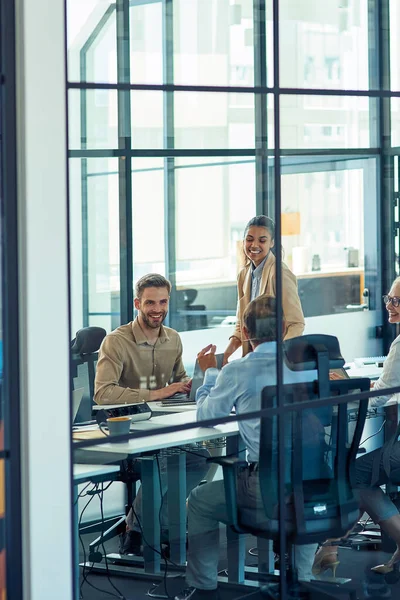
[304, 310, 383, 363]
[180, 309, 383, 374]
[15, 1, 74, 599]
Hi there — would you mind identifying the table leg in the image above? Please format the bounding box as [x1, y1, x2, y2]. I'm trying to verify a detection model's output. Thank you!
[167, 452, 187, 565]
[226, 433, 245, 583]
[257, 537, 274, 574]
[141, 456, 161, 573]
[226, 526, 245, 583]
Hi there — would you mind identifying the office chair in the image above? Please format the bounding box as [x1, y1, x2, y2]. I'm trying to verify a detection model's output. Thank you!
[210, 335, 370, 599]
[71, 326, 106, 421]
[70, 328, 141, 562]
[176, 289, 208, 331]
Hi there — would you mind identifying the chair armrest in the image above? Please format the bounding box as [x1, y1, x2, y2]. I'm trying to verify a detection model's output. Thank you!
[207, 456, 247, 533]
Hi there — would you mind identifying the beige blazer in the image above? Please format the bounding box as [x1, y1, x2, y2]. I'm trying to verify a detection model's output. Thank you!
[232, 252, 305, 355]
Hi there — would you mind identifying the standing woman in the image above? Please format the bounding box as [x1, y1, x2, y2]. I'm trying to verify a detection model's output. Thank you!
[224, 215, 305, 363]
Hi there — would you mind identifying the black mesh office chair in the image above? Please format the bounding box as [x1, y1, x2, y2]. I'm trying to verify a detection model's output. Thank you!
[71, 326, 106, 421]
[210, 335, 369, 599]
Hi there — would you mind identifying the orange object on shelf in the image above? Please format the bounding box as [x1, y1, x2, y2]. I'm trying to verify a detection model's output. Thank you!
[282, 212, 301, 236]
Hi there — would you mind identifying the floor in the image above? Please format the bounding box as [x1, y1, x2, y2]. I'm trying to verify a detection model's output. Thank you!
[78, 527, 400, 600]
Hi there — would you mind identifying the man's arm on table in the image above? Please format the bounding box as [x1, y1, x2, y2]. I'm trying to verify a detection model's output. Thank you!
[94, 336, 190, 405]
[196, 366, 237, 421]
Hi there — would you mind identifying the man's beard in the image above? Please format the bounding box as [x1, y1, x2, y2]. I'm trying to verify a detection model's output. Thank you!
[141, 311, 167, 329]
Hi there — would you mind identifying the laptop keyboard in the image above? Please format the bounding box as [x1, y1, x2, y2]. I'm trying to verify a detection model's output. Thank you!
[161, 397, 196, 406]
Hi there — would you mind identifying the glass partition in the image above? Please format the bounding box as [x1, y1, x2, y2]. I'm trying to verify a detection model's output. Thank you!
[66, 1, 400, 600]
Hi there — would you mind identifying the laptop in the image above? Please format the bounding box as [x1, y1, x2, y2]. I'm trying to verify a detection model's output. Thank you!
[72, 387, 85, 422]
[161, 353, 224, 405]
[329, 368, 350, 380]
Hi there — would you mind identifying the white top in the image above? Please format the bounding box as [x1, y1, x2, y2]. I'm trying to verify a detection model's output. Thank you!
[81, 411, 238, 457]
[73, 464, 120, 484]
[369, 334, 400, 407]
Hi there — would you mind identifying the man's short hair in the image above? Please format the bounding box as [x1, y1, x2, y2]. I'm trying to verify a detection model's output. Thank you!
[135, 274, 172, 299]
[243, 295, 277, 344]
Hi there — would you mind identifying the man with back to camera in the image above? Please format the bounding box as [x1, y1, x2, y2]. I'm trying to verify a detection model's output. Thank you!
[174, 295, 325, 600]
[94, 273, 209, 555]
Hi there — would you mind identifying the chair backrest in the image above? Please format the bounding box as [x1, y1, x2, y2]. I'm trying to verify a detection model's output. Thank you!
[258, 335, 369, 544]
[71, 327, 106, 419]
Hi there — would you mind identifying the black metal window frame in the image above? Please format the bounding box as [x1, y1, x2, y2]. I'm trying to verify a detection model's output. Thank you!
[0, 0, 23, 599]
[67, 2, 399, 598]
[68, 0, 397, 333]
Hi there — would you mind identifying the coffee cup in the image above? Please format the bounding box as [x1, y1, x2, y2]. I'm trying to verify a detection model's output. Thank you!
[99, 416, 132, 442]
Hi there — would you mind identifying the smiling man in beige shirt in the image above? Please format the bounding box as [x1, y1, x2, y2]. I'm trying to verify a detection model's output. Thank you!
[95, 273, 191, 405]
[94, 273, 209, 556]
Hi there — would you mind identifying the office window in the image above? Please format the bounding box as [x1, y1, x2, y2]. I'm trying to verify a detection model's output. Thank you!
[131, 158, 166, 280]
[279, 0, 371, 90]
[390, 0, 400, 91]
[67, 0, 117, 83]
[174, 0, 254, 87]
[324, 56, 341, 82]
[69, 157, 120, 334]
[65, 2, 400, 600]
[281, 95, 376, 149]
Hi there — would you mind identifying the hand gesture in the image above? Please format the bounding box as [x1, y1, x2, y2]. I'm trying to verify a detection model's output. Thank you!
[197, 344, 217, 372]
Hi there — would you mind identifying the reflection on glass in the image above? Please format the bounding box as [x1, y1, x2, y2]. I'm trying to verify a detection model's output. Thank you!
[69, 89, 118, 150]
[280, 95, 377, 149]
[390, 0, 400, 91]
[281, 161, 369, 318]
[67, 0, 117, 83]
[279, 0, 370, 90]
[174, 92, 255, 149]
[391, 98, 400, 147]
[130, 0, 162, 84]
[132, 158, 165, 279]
[131, 92, 163, 149]
[174, 0, 254, 87]
[69, 158, 120, 334]
[174, 157, 255, 332]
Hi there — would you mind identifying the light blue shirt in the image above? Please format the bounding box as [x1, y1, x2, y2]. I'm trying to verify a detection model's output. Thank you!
[250, 254, 268, 300]
[196, 342, 317, 463]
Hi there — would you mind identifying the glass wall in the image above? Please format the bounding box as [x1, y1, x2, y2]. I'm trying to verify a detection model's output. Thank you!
[67, 2, 400, 600]
[68, 0, 384, 355]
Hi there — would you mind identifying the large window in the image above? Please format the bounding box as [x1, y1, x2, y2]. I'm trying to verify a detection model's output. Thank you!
[66, 2, 400, 600]
[68, 0, 384, 338]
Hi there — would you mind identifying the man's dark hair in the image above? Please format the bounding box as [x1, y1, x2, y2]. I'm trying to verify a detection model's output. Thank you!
[135, 273, 172, 299]
[243, 295, 277, 344]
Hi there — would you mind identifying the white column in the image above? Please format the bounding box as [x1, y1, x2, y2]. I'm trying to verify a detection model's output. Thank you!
[15, 0, 73, 599]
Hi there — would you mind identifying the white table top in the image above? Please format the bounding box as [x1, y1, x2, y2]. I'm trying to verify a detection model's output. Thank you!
[345, 362, 383, 380]
[81, 411, 239, 458]
[73, 463, 120, 483]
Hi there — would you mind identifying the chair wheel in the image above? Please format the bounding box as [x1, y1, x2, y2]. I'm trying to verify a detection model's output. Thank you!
[88, 550, 103, 563]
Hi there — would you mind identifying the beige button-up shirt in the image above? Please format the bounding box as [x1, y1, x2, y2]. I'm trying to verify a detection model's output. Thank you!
[94, 318, 188, 405]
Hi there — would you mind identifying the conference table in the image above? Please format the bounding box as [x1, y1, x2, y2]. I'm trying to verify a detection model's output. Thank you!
[77, 411, 241, 574]
[74, 363, 397, 594]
